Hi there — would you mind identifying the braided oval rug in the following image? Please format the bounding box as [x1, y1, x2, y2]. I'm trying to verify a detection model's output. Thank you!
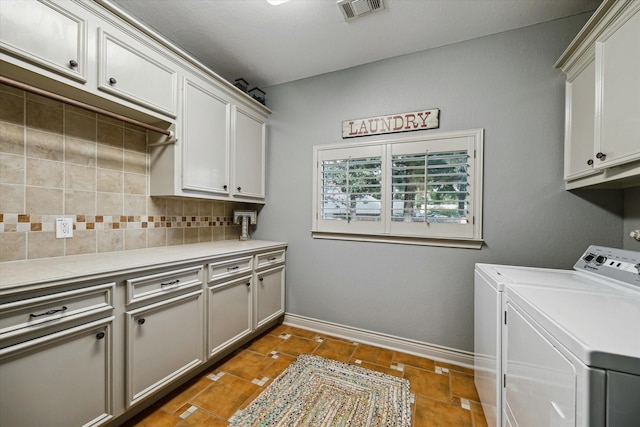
[228, 353, 412, 427]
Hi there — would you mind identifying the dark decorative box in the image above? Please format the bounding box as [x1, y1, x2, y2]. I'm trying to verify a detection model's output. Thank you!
[249, 87, 266, 105]
[234, 78, 249, 92]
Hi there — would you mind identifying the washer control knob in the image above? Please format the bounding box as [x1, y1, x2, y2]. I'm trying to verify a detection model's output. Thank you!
[583, 253, 595, 263]
[594, 255, 607, 265]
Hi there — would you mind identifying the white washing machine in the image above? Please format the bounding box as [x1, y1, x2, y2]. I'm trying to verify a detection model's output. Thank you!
[474, 246, 640, 427]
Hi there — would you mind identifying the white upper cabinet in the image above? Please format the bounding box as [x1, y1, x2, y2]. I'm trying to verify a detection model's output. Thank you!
[98, 28, 178, 117]
[232, 106, 266, 199]
[0, 0, 88, 82]
[595, 6, 640, 169]
[556, 0, 640, 189]
[181, 75, 231, 194]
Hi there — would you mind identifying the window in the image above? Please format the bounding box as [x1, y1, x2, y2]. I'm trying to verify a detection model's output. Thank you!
[312, 129, 483, 248]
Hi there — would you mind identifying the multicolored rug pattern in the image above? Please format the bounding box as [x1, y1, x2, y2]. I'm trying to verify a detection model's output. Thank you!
[229, 353, 412, 426]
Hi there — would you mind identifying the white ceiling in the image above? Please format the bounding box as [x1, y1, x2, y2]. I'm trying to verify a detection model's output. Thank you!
[109, 0, 602, 89]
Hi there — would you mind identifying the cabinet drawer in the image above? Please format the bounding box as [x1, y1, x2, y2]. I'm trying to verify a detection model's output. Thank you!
[0, 282, 114, 339]
[126, 265, 203, 306]
[256, 250, 285, 270]
[98, 28, 178, 117]
[207, 256, 253, 283]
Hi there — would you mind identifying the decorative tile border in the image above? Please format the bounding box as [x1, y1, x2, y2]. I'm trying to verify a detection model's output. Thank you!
[0, 213, 235, 233]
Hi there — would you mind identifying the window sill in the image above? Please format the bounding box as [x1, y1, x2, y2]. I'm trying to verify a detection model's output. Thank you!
[311, 231, 484, 249]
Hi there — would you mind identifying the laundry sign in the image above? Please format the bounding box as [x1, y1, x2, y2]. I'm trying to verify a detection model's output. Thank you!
[342, 108, 440, 138]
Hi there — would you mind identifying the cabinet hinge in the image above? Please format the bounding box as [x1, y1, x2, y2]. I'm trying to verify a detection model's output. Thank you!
[503, 373, 507, 388]
[472, 216, 475, 225]
[504, 310, 507, 325]
[474, 149, 476, 158]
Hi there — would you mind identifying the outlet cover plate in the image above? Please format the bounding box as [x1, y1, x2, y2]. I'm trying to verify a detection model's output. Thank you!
[56, 218, 73, 238]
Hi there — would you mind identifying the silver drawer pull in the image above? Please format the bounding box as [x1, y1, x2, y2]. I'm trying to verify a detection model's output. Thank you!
[227, 266, 240, 271]
[161, 279, 180, 287]
[30, 306, 68, 318]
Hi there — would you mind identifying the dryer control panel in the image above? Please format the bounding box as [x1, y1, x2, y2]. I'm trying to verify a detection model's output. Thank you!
[574, 246, 640, 288]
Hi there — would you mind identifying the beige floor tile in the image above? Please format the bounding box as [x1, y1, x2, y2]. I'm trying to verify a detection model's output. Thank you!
[244, 333, 283, 355]
[352, 343, 394, 367]
[190, 374, 258, 419]
[218, 350, 274, 381]
[286, 326, 320, 339]
[160, 377, 213, 414]
[404, 366, 451, 403]
[450, 371, 480, 402]
[313, 338, 357, 362]
[413, 395, 473, 427]
[394, 351, 436, 371]
[260, 353, 295, 379]
[359, 360, 403, 377]
[131, 409, 180, 427]
[436, 361, 474, 375]
[275, 335, 320, 356]
[179, 408, 228, 427]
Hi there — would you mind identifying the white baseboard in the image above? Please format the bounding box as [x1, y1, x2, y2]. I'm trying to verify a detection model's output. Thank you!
[283, 313, 475, 369]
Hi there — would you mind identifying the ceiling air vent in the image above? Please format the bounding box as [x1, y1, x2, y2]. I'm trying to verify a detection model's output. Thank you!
[337, 0, 384, 22]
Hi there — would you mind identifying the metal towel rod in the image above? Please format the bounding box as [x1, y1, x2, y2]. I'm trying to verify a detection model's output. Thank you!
[0, 75, 175, 143]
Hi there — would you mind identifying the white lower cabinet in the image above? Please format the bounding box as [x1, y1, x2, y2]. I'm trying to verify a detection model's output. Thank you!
[0, 242, 286, 426]
[126, 289, 204, 408]
[255, 265, 285, 329]
[0, 317, 114, 427]
[207, 275, 253, 358]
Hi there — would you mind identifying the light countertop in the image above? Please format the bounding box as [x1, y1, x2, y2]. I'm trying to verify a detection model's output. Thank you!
[1, 240, 287, 293]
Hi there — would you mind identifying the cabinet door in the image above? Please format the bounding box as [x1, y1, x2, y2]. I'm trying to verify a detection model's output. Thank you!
[254, 265, 285, 329]
[98, 28, 178, 117]
[595, 6, 640, 169]
[233, 106, 266, 199]
[126, 290, 203, 407]
[565, 58, 598, 181]
[182, 76, 230, 194]
[208, 275, 252, 358]
[0, 0, 87, 82]
[0, 318, 113, 427]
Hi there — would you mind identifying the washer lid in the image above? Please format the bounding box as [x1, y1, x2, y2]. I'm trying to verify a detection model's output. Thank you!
[507, 283, 640, 375]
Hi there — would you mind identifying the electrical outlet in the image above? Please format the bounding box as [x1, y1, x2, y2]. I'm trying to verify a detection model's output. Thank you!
[56, 218, 73, 239]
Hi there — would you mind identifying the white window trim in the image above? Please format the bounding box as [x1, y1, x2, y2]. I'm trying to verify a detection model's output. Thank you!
[312, 128, 484, 249]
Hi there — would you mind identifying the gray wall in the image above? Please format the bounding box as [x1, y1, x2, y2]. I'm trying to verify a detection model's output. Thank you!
[253, 13, 624, 352]
[624, 187, 640, 251]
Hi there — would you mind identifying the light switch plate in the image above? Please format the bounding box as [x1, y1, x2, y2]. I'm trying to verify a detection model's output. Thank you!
[56, 218, 73, 238]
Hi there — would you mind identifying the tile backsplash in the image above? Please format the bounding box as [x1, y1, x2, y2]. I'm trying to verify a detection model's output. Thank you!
[0, 83, 250, 262]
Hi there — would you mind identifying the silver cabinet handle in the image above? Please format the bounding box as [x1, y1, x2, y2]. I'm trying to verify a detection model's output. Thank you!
[30, 306, 68, 318]
[161, 279, 180, 287]
[227, 266, 240, 271]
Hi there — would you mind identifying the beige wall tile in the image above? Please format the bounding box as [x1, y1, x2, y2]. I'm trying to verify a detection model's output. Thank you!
[124, 127, 147, 153]
[65, 230, 96, 255]
[184, 199, 199, 217]
[27, 231, 64, 259]
[65, 136, 96, 166]
[0, 184, 24, 213]
[26, 97, 63, 134]
[0, 153, 24, 184]
[26, 129, 64, 161]
[147, 197, 166, 216]
[124, 172, 146, 195]
[184, 227, 198, 244]
[65, 109, 96, 141]
[66, 164, 96, 191]
[0, 90, 24, 125]
[124, 150, 147, 174]
[225, 225, 241, 240]
[97, 144, 123, 170]
[199, 227, 212, 242]
[0, 122, 25, 155]
[212, 201, 225, 217]
[166, 198, 183, 216]
[65, 189, 96, 215]
[98, 229, 124, 253]
[167, 228, 183, 245]
[26, 158, 64, 188]
[147, 228, 166, 247]
[97, 169, 123, 193]
[212, 227, 225, 241]
[198, 201, 213, 217]
[97, 192, 123, 216]
[97, 120, 123, 147]
[124, 194, 146, 216]
[26, 186, 63, 214]
[125, 228, 147, 250]
[0, 232, 26, 261]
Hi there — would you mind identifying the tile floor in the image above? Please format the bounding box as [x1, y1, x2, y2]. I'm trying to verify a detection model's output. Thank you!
[129, 324, 489, 427]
